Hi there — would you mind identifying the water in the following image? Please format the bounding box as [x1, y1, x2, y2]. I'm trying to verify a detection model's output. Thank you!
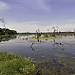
[0, 35, 75, 75]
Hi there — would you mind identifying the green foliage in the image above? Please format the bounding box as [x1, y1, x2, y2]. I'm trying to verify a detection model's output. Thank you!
[44, 34, 49, 37]
[0, 28, 17, 35]
[0, 52, 36, 75]
[61, 48, 65, 50]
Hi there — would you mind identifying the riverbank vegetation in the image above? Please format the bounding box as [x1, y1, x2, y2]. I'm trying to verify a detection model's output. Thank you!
[0, 52, 37, 75]
[18, 32, 75, 38]
[0, 28, 17, 35]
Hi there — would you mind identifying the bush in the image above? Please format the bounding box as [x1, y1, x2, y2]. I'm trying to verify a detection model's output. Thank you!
[0, 52, 36, 75]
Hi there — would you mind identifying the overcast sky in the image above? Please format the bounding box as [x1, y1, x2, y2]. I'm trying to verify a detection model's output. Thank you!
[0, 0, 75, 32]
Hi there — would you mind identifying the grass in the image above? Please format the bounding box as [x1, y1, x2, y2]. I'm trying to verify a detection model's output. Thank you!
[0, 52, 36, 75]
[39, 36, 55, 39]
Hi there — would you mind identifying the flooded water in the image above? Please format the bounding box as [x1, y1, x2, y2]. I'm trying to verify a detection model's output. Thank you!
[0, 35, 75, 75]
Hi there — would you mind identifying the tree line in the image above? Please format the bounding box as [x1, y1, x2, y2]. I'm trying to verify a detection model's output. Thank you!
[0, 28, 17, 35]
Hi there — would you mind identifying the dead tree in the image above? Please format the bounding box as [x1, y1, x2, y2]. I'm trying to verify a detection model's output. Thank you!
[0, 17, 6, 28]
[36, 29, 41, 42]
[52, 26, 59, 37]
[52, 27, 56, 37]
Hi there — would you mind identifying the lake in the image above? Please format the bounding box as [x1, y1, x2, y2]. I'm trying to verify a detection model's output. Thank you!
[0, 35, 75, 75]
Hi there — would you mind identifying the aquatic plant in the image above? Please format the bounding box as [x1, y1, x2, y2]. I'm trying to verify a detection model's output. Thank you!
[0, 52, 36, 75]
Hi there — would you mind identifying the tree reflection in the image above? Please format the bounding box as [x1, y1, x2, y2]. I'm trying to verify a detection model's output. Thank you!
[30, 46, 35, 51]
[52, 39, 64, 47]
[0, 35, 16, 42]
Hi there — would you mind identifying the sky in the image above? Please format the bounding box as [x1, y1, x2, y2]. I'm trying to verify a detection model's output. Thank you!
[0, 0, 75, 32]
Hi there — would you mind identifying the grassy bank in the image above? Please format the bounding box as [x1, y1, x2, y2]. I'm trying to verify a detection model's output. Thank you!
[39, 36, 55, 39]
[0, 52, 36, 75]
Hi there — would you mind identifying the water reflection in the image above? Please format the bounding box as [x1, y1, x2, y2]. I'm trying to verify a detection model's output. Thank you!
[30, 46, 35, 51]
[0, 35, 16, 42]
[52, 39, 64, 47]
[30, 38, 66, 52]
[0, 35, 75, 74]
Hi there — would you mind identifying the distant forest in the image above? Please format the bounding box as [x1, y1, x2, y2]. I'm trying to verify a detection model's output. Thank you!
[0, 28, 17, 35]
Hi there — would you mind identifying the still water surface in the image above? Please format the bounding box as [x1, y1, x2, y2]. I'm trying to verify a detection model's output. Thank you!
[0, 35, 75, 74]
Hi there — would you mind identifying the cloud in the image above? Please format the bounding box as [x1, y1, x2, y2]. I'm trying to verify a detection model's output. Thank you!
[6, 22, 40, 33]
[33, 0, 50, 11]
[0, 1, 10, 11]
[15, 0, 51, 12]
[65, 19, 75, 23]
[58, 24, 75, 32]
[1, 20, 74, 33]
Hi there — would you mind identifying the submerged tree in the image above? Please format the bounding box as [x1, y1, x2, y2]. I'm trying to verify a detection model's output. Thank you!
[36, 29, 41, 42]
[52, 26, 59, 37]
[52, 27, 56, 37]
